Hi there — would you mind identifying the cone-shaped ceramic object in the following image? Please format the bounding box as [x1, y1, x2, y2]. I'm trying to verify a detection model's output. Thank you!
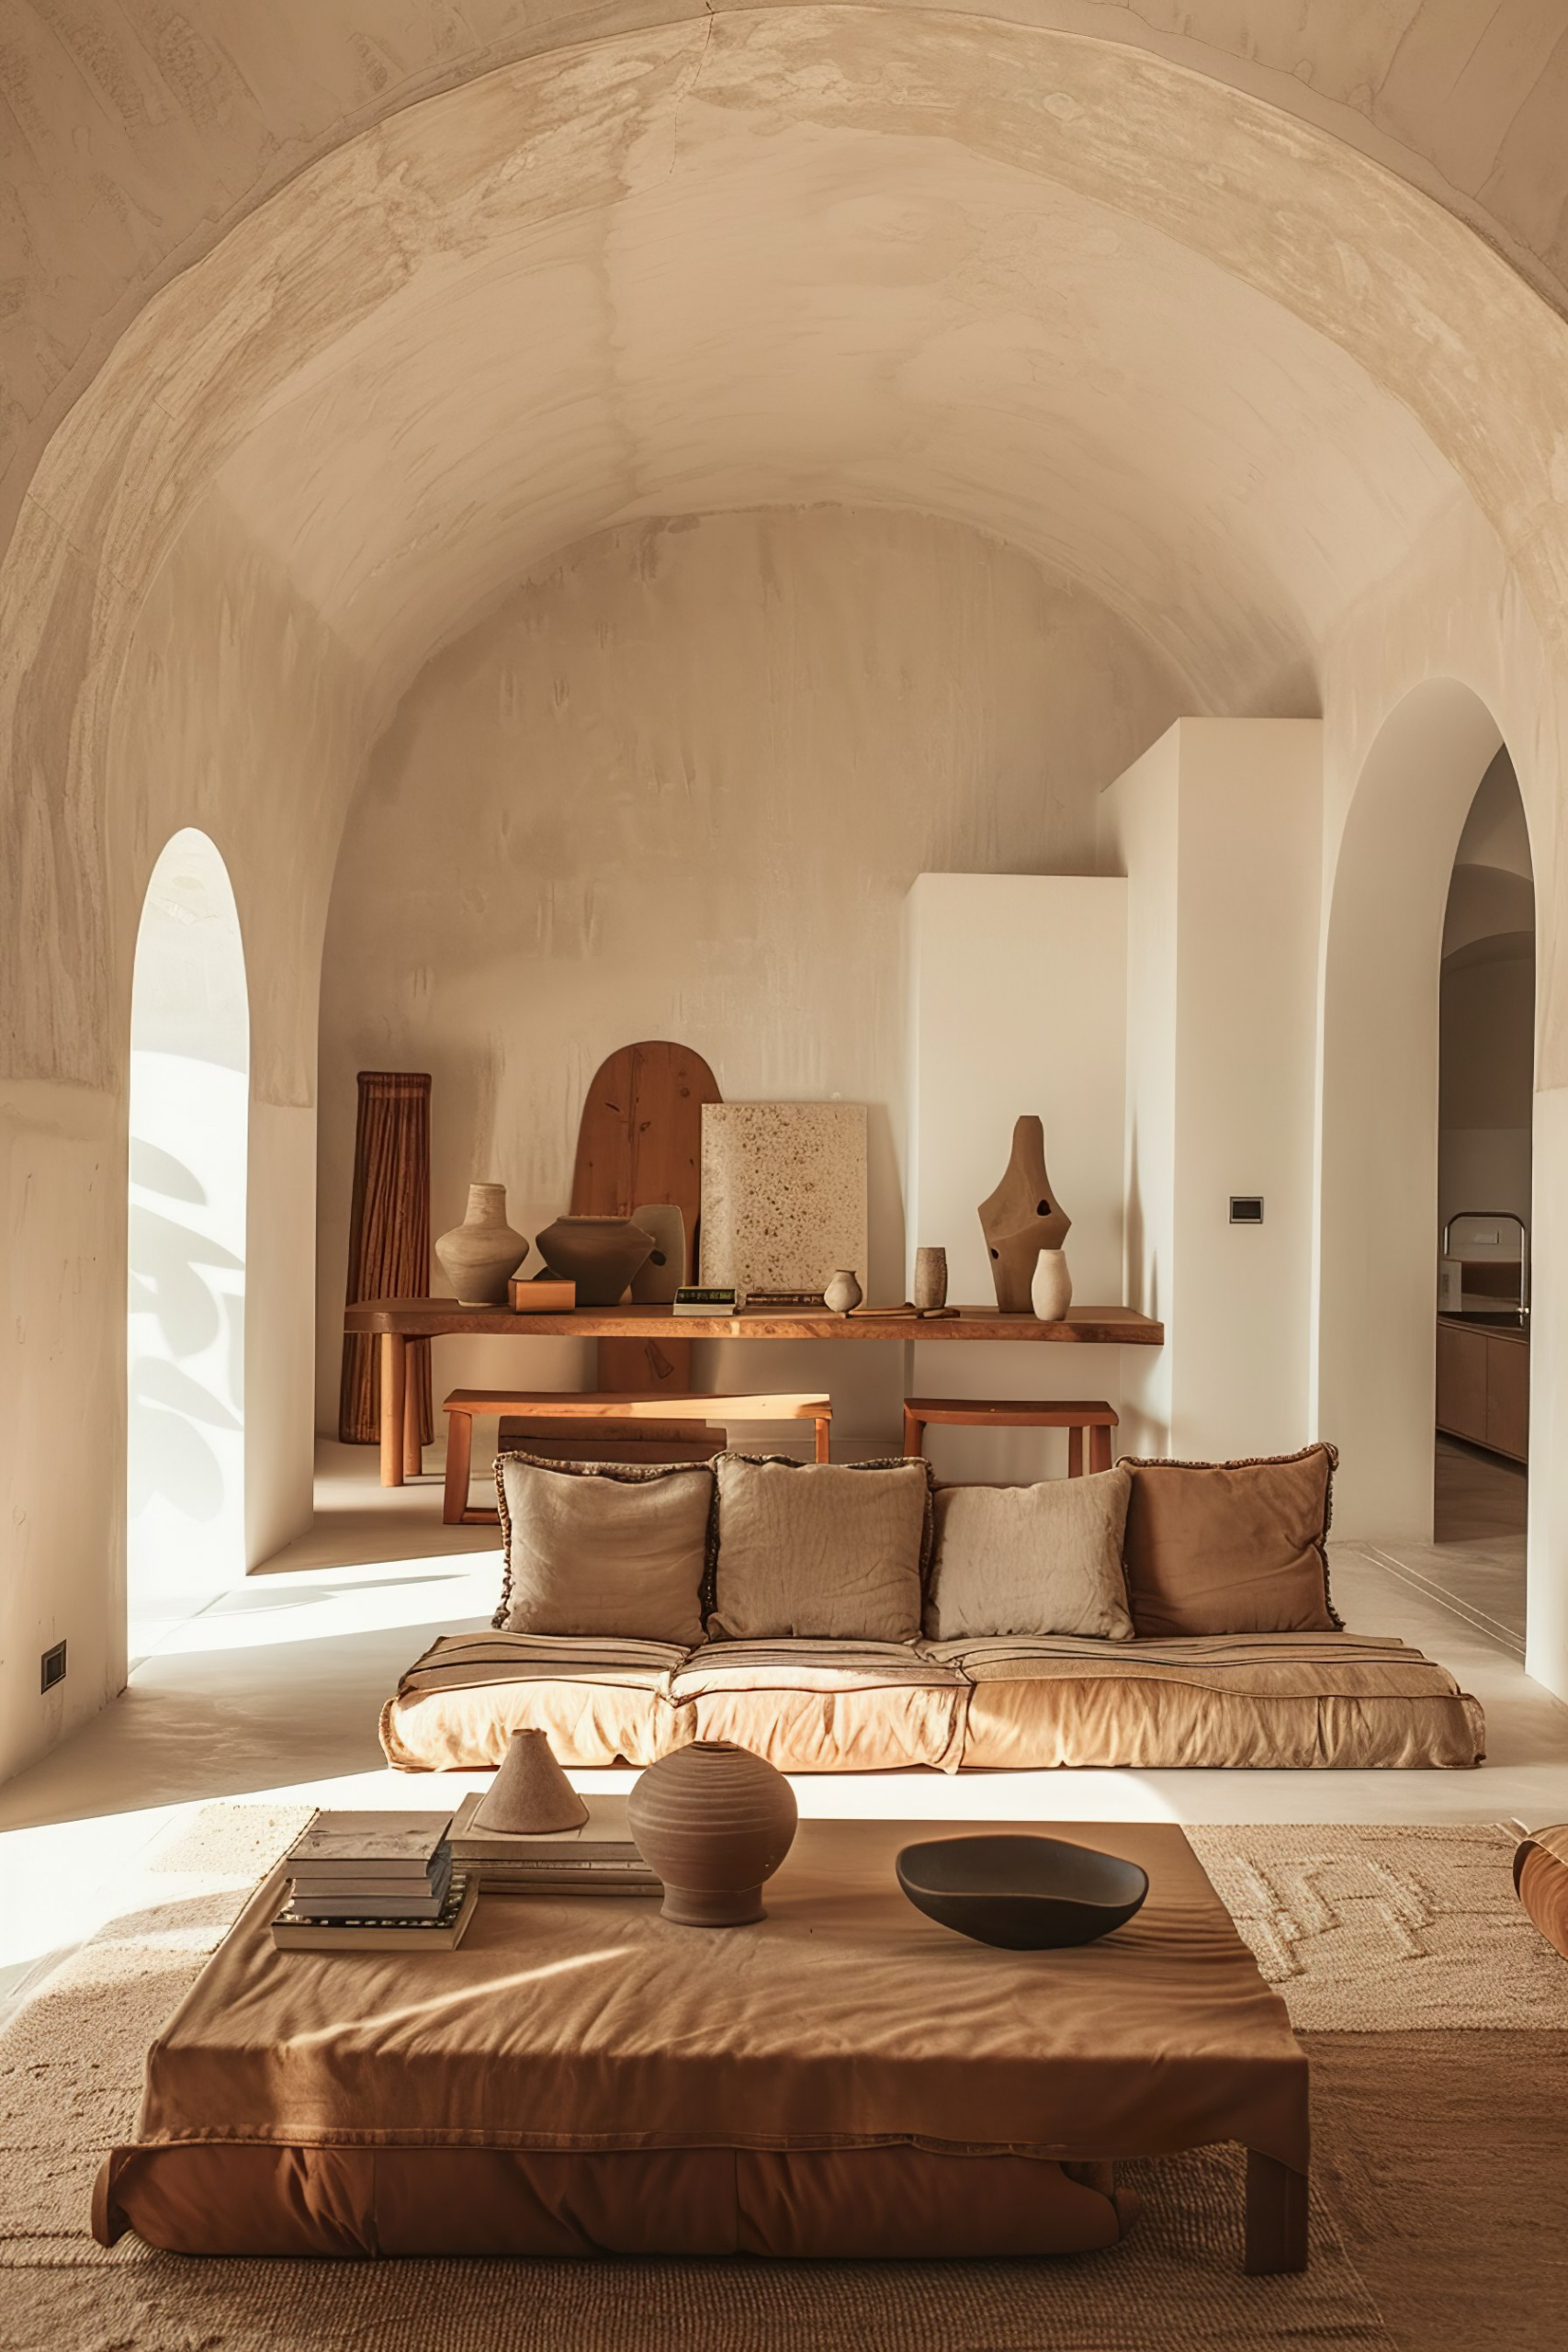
[473, 1729, 589, 1834]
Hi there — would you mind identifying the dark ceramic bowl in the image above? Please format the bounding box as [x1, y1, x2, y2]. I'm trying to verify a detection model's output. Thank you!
[895, 1834, 1149, 1950]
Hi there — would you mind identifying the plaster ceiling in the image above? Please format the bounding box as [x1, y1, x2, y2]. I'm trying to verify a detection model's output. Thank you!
[213, 110, 1457, 709]
[7, 0, 1568, 574]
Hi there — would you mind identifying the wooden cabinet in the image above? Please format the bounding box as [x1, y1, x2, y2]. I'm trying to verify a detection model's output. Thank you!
[1485, 1334, 1529, 1462]
[1436, 1318, 1529, 1464]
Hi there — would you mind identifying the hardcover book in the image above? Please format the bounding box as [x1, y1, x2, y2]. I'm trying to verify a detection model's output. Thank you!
[271, 1871, 477, 1952]
[285, 1811, 452, 1880]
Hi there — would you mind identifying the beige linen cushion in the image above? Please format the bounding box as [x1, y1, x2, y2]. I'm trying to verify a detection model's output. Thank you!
[1120, 1443, 1341, 1636]
[925, 1467, 1134, 1642]
[496, 1453, 712, 1646]
[708, 1454, 931, 1642]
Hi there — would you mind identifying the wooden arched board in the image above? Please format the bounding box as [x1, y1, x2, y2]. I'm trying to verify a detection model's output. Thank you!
[570, 1041, 722, 1389]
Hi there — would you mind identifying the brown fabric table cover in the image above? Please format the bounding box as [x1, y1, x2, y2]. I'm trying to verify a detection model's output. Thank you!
[1515, 1823, 1568, 1960]
[97, 1819, 1306, 2256]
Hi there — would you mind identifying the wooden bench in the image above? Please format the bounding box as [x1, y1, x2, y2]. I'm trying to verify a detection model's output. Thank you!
[902, 1396, 1118, 1476]
[443, 1389, 833, 1524]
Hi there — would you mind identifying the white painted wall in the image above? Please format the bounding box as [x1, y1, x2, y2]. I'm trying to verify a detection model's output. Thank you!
[1101, 719, 1323, 1463]
[903, 874, 1127, 1481]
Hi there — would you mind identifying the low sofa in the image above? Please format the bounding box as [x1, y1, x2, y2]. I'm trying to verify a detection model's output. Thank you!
[380, 1444, 1485, 1775]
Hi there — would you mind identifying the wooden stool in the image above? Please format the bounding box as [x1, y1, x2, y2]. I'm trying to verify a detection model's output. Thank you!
[902, 1396, 1118, 1476]
[442, 1390, 833, 1524]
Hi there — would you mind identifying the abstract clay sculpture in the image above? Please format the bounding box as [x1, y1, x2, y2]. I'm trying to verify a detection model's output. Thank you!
[472, 1728, 589, 1835]
[628, 1204, 687, 1304]
[978, 1117, 1071, 1313]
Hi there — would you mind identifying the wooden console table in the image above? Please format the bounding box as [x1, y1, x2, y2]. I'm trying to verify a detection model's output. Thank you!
[343, 1298, 1165, 1487]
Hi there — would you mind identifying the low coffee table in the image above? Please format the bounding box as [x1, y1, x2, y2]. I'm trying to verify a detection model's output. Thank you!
[96, 1819, 1307, 2270]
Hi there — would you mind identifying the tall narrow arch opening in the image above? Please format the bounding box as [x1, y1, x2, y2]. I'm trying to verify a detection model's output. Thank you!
[127, 830, 250, 1661]
[1317, 681, 1536, 1568]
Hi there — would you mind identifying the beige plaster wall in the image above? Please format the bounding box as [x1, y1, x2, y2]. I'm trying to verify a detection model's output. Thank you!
[315, 504, 1183, 1445]
[0, 496, 367, 1784]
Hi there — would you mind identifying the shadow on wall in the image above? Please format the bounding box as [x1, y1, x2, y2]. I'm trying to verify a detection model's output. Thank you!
[128, 832, 249, 1652]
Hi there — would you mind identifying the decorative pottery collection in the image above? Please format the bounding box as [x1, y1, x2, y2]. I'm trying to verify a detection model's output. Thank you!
[434, 1182, 529, 1306]
[1030, 1247, 1074, 1322]
[628, 1203, 687, 1304]
[978, 1115, 1073, 1314]
[895, 1834, 1148, 1950]
[626, 1740, 799, 1927]
[473, 1729, 589, 1835]
[913, 1246, 948, 1312]
[536, 1215, 655, 1307]
[823, 1267, 863, 1316]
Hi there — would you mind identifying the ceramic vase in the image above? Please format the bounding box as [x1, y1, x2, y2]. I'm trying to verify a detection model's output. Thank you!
[824, 1268, 863, 1315]
[473, 1729, 588, 1835]
[913, 1246, 948, 1312]
[628, 1203, 687, 1304]
[434, 1182, 528, 1306]
[627, 1740, 798, 1928]
[978, 1116, 1072, 1313]
[536, 1215, 656, 1307]
[1031, 1248, 1074, 1322]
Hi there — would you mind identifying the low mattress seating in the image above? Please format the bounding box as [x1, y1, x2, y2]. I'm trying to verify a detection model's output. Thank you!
[381, 1626, 1484, 1772]
[380, 1442, 1485, 1774]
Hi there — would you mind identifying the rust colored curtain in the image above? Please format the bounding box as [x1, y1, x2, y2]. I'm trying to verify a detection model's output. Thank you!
[339, 1072, 434, 1444]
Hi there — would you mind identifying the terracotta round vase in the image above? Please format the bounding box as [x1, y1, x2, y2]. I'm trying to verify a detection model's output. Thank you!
[434, 1182, 528, 1306]
[1031, 1247, 1074, 1322]
[535, 1216, 656, 1307]
[823, 1268, 863, 1316]
[626, 1740, 798, 1928]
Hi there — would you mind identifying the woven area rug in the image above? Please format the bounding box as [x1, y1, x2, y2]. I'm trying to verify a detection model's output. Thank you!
[0, 1810, 1560, 2352]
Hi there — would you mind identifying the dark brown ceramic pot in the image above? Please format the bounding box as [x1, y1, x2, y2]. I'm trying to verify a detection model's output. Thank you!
[626, 1740, 798, 1927]
[535, 1216, 655, 1307]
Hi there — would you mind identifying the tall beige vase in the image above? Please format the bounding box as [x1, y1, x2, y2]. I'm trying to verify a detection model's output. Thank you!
[435, 1182, 528, 1306]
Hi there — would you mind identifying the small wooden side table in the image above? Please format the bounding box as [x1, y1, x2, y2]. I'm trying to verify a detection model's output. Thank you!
[902, 1396, 1118, 1476]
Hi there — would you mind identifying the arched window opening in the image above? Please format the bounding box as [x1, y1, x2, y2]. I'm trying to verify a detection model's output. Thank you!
[127, 831, 249, 1661]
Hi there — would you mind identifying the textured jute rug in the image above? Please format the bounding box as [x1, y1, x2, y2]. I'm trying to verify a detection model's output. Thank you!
[2, 1811, 1563, 2351]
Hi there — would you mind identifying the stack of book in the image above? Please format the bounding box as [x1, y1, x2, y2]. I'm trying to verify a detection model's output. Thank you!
[271, 1811, 477, 1951]
[450, 1790, 660, 1896]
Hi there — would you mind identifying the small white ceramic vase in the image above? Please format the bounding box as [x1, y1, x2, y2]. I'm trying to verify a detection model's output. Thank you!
[1030, 1248, 1073, 1322]
[435, 1182, 528, 1306]
[824, 1268, 863, 1316]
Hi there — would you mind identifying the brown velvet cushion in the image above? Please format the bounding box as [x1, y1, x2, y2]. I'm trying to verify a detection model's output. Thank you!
[1119, 1444, 1340, 1636]
[708, 1454, 933, 1642]
[494, 1453, 714, 1645]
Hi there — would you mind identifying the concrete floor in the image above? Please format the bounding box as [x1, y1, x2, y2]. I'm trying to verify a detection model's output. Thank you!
[6, 1437, 1566, 2023]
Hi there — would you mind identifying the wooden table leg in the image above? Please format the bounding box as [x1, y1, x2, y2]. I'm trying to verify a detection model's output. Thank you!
[1067, 1425, 1084, 1476]
[403, 1340, 424, 1479]
[1090, 1423, 1113, 1474]
[902, 1406, 922, 1457]
[1245, 2150, 1308, 2274]
[442, 1408, 473, 1526]
[379, 1333, 407, 1487]
[815, 1415, 832, 1464]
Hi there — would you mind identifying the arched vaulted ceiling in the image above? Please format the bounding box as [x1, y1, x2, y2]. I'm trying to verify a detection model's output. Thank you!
[8, 5, 1568, 1092]
[7, 0, 1568, 573]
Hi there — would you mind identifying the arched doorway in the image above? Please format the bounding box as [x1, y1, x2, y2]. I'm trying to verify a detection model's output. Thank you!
[127, 831, 250, 1660]
[1434, 752, 1534, 1600]
[1317, 680, 1533, 1551]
